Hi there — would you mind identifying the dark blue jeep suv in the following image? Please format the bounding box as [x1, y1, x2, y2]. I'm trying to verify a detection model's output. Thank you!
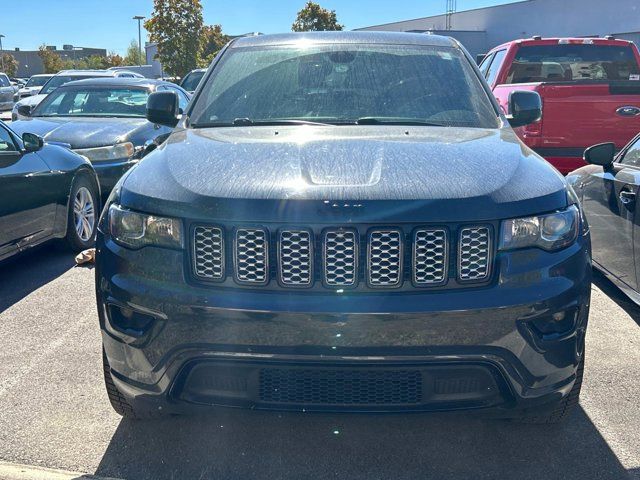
[96, 32, 591, 423]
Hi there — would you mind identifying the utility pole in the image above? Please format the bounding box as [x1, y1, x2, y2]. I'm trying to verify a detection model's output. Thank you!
[133, 16, 145, 67]
[445, 0, 457, 31]
[0, 35, 5, 72]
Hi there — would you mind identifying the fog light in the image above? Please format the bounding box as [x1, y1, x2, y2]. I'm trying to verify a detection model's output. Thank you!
[531, 308, 578, 338]
[108, 304, 155, 335]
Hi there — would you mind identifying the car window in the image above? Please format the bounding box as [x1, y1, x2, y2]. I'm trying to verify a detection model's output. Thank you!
[485, 49, 507, 86]
[0, 126, 17, 152]
[34, 86, 150, 117]
[478, 52, 495, 78]
[191, 44, 499, 129]
[0, 74, 10, 87]
[620, 137, 640, 167]
[25, 76, 50, 88]
[170, 86, 190, 110]
[181, 71, 205, 91]
[506, 44, 640, 83]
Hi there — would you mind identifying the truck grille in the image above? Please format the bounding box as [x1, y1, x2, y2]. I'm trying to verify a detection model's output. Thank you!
[192, 224, 493, 289]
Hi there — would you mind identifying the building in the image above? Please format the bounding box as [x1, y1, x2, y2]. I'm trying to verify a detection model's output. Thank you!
[9, 46, 107, 77]
[355, 0, 640, 58]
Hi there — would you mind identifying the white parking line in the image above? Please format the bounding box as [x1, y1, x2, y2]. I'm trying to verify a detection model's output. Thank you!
[0, 461, 122, 480]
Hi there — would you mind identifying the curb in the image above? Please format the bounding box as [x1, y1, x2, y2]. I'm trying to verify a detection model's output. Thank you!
[0, 462, 123, 480]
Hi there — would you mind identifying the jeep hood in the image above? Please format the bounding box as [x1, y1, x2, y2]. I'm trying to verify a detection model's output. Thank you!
[119, 125, 568, 223]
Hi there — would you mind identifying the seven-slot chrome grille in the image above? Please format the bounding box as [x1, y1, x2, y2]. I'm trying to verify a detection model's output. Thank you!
[192, 224, 493, 289]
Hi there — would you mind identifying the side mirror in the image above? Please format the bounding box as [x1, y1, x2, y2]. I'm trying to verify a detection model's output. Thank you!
[17, 104, 32, 118]
[584, 142, 615, 167]
[146, 91, 179, 127]
[22, 132, 44, 152]
[507, 90, 542, 128]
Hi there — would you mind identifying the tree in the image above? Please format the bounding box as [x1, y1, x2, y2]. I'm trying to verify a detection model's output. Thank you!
[0, 53, 19, 77]
[123, 39, 144, 66]
[105, 52, 124, 68]
[199, 24, 229, 67]
[38, 45, 65, 74]
[145, 0, 204, 78]
[292, 1, 343, 32]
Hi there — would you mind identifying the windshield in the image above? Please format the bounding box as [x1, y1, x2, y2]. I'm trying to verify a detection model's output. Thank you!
[507, 44, 640, 83]
[181, 70, 205, 91]
[33, 86, 150, 117]
[190, 44, 499, 128]
[25, 76, 51, 88]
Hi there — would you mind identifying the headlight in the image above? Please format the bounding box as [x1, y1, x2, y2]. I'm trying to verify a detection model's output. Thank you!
[108, 204, 183, 249]
[499, 205, 579, 252]
[75, 142, 134, 162]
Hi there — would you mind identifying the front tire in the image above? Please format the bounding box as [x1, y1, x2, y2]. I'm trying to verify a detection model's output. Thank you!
[518, 357, 584, 424]
[65, 173, 99, 252]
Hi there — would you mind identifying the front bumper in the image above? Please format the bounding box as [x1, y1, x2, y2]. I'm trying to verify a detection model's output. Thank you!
[96, 231, 591, 416]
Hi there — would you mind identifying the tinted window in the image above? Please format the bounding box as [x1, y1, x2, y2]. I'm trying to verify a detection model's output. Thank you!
[34, 86, 150, 117]
[25, 76, 50, 88]
[41, 75, 95, 95]
[620, 137, 640, 167]
[181, 71, 205, 91]
[191, 44, 499, 129]
[485, 50, 506, 85]
[507, 44, 640, 83]
[0, 126, 17, 152]
[0, 74, 10, 87]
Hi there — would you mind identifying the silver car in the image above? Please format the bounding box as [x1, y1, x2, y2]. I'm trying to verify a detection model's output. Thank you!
[0, 73, 16, 111]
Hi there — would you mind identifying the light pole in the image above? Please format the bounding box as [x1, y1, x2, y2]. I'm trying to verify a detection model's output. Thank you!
[133, 16, 145, 67]
[0, 35, 5, 72]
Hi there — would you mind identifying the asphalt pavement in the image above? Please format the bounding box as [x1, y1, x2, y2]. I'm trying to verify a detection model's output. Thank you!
[0, 245, 638, 480]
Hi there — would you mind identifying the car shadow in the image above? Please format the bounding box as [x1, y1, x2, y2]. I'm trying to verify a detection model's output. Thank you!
[0, 245, 76, 314]
[592, 269, 640, 327]
[94, 406, 629, 480]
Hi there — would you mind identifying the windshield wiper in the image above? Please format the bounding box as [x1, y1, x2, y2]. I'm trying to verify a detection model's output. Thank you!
[355, 117, 446, 127]
[232, 118, 333, 127]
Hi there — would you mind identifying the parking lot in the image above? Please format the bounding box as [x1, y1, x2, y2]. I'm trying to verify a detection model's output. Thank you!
[0, 245, 637, 480]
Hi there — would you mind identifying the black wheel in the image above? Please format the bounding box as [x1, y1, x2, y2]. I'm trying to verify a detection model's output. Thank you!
[518, 357, 584, 424]
[102, 349, 137, 418]
[65, 173, 99, 252]
[102, 349, 164, 419]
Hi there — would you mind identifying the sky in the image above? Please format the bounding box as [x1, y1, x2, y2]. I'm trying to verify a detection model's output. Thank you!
[0, 0, 517, 55]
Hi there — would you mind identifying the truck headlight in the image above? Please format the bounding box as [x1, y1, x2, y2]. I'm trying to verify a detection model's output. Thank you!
[75, 142, 135, 162]
[108, 204, 183, 249]
[499, 205, 579, 252]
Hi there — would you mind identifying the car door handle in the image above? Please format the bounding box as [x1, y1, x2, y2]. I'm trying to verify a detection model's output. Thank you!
[619, 190, 636, 206]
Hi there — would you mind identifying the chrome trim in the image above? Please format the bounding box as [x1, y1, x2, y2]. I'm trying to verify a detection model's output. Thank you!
[367, 228, 403, 288]
[412, 227, 449, 286]
[192, 225, 225, 281]
[278, 228, 314, 287]
[233, 227, 269, 285]
[457, 226, 492, 282]
[323, 229, 359, 287]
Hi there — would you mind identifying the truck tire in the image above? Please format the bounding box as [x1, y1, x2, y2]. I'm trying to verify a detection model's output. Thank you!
[102, 350, 137, 418]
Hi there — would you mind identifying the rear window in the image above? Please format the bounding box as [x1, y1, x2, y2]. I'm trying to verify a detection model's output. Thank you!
[506, 44, 640, 83]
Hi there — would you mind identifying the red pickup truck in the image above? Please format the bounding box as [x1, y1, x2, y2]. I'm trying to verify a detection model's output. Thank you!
[479, 37, 640, 174]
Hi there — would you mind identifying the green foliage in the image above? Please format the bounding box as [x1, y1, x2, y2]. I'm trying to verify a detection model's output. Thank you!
[292, 1, 343, 32]
[38, 45, 65, 74]
[124, 40, 144, 66]
[0, 53, 19, 77]
[145, 0, 204, 78]
[199, 24, 229, 67]
[105, 52, 125, 68]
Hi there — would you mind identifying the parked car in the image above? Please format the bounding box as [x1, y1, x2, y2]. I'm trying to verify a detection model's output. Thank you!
[0, 73, 16, 110]
[479, 36, 640, 174]
[568, 133, 640, 302]
[180, 68, 206, 93]
[11, 69, 145, 121]
[10, 77, 190, 196]
[0, 120, 100, 262]
[97, 32, 591, 423]
[13, 74, 54, 102]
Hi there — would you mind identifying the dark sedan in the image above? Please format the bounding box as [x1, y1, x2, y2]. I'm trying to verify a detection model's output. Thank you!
[9, 78, 190, 197]
[569, 134, 640, 302]
[0, 121, 100, 262]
